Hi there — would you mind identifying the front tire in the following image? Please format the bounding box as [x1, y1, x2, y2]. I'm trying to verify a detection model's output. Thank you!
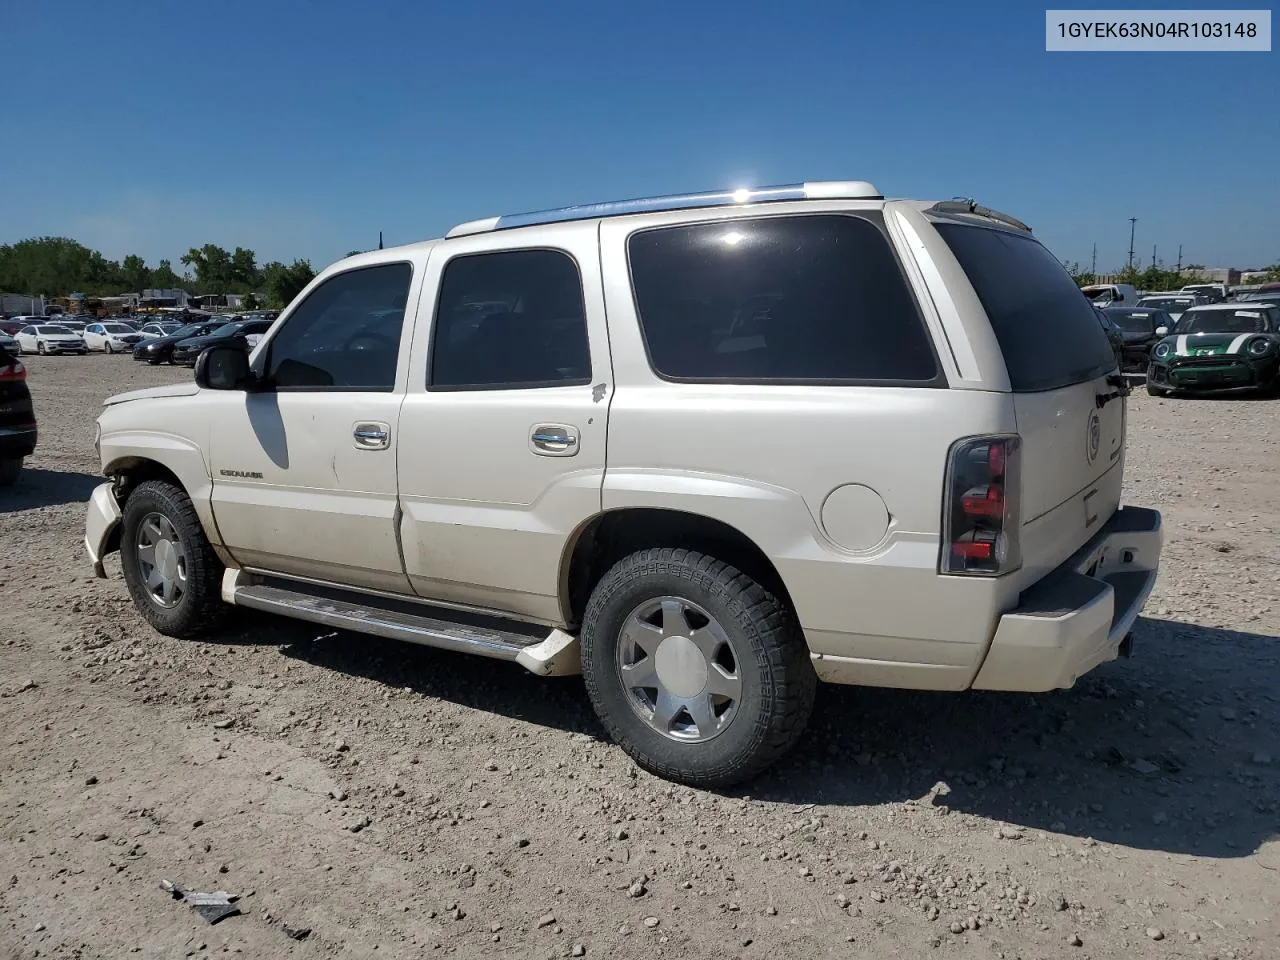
[120, 480, 225, 638]
[105, 342, 114, 354]
[0, 458, 21, 487]
[581, 548, 816, 788]
[1147, 383, 1168, 397]
[37, 342, 46, 355]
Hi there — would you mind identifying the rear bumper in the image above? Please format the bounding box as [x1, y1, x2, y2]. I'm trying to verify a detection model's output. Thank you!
[971, 506, 1162, 692]
[0, 425, 37, 459]
[84, 481, 123, 578]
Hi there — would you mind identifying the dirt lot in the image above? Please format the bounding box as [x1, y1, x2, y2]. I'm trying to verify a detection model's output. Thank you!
[2, 353, 1277, 960]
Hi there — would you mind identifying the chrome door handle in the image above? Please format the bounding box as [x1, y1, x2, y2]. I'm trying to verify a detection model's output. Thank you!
[530, 424, 579, 457]
[353, 422, 391, 450]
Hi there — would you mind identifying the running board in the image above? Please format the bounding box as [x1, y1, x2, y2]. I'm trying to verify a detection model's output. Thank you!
[222, 571, 581, 675]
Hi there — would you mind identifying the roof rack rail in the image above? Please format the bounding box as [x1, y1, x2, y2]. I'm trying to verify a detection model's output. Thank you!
[928, 199, 1032, 233]
[446, 180, 884, 238]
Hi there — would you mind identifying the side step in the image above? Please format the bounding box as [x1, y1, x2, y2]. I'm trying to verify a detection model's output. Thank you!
[223, 572, 584, 673]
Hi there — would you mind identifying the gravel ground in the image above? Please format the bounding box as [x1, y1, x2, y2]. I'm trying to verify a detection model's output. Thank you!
[2, 353, 1277, 960]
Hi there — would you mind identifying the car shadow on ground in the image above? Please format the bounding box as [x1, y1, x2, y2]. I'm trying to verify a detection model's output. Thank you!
[243, 612, 1277, 860]
[0, 468, 102, 513]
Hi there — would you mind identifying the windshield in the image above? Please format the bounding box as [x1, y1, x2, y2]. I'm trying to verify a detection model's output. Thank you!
[1176, 310, 1269, 335]
[38, 325, 72, 334]
[103, 323, 134, 333]
[1109, 311, 1156, 334]
[205, 323, 242, 339]
[170, 323, 206, 338]
[1082, 288, 1115, 303]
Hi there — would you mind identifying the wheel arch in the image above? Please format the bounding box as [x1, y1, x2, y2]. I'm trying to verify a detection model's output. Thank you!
[102, 441, 223, 550]
[560, 508, 797, 631]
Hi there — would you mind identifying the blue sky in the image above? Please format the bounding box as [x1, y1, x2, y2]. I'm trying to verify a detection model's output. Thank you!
[2, 0, 1276, 274]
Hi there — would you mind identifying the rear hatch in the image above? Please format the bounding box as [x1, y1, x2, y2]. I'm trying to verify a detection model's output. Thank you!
[934, 222, 1125, 585]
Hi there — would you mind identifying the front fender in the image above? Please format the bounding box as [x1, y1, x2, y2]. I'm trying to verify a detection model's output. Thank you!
[100, 428, 220, 546]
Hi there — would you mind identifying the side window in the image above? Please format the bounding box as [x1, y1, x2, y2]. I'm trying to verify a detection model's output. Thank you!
[429, 249, 591, 390]
[627, 215, 939, 383]
[265, 262, 412, 392]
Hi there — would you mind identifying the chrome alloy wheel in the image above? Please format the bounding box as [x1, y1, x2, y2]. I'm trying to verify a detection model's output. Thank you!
[135, 512, 188, 608]
[615, 596, 742, 742]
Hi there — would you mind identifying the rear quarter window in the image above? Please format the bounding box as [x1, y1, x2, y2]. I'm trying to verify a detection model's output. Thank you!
[934, 223, 1117, 391]
[627, 214, 940, 384]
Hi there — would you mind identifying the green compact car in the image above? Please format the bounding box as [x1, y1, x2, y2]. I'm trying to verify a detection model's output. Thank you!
[1147, 303, 1280, 397]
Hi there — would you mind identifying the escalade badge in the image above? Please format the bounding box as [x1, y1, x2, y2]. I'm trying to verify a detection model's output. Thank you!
[220, 469, 263, 479]
[1085, 409, 1101, 465]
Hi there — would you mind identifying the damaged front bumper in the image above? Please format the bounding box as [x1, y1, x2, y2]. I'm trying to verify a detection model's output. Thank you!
[84, 481, 122, 578]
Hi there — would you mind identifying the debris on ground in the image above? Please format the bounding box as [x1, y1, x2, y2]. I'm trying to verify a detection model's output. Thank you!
[159, 879, 240, 924]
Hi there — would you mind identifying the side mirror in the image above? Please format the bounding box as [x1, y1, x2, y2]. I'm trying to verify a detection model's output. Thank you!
[1155, 326, 1169, 337]
[195, 344, 253, 390]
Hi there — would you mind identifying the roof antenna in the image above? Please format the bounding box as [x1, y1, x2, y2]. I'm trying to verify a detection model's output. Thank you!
[378, 231, 384, 250]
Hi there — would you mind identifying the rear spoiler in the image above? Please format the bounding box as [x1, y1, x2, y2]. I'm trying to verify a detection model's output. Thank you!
[927, 199, 1032, 234]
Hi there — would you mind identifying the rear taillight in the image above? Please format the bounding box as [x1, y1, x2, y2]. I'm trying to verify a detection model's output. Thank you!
[0, 359, 27, 381]
[941, 435, 1021, 576]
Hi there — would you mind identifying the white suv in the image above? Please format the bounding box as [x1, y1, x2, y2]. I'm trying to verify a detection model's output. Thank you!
[85, 181, 1162, 786]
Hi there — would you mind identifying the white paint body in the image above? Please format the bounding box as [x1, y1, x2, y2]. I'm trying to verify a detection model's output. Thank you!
[87, 190, 1161, 693]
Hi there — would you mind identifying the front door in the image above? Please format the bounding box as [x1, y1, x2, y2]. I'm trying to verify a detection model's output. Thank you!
[208, 259, 423, 594]
[396, 222, 611, 623]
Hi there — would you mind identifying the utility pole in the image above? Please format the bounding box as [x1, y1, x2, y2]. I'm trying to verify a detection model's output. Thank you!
[1176, 245, 1182, 273]
[1127, 218, 1137, 273]
[1152, 244, 1157, 270]
[1091, 242, 1097, 276]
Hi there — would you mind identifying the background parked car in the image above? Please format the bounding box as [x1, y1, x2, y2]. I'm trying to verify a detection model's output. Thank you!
[1148, 303, 1280, 396]
[0, 330, 18, 354]
[1, 315, 47, 336]
[84, 321, 145, 353]
[1092, 306, 1125, 370]
[132, 320, 226, 364]
[171, 317, 273, 366]
[136, 321, 183, 339]
[1136, 294, 1202, 323]
[15, 324, 88, 356]
[0, 346, 36, 486]
[1104, 307, 1175, 371]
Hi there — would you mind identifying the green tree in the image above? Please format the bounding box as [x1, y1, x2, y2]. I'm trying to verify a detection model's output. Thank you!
[263, 259, 316, 309]
[121, 254, 151, 292]
[230, 246, 261, 288]
[242, 292, 261, 310]
[181, 244, 234, 289]
[151, 259, 180, 289]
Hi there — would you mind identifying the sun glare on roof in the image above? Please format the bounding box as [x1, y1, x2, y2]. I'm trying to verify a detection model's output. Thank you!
[731, 188, 751, 203]
[722, 231, 745, 246]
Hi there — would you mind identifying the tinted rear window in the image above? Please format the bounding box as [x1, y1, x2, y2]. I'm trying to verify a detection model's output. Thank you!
[934, 223, 1116, 391]
[627, 214, 939, 384]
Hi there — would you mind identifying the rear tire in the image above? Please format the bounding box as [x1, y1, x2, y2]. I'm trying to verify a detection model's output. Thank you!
[581, 547, 816, 788]
[0, 458, 21, 487]
[1147, 383, 1168, 397]
[120, 480, 226, 638]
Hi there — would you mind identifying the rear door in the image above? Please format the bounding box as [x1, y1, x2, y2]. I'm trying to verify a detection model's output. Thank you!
[395, 221, 609, 624]
[933, 222, 1124, 583]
